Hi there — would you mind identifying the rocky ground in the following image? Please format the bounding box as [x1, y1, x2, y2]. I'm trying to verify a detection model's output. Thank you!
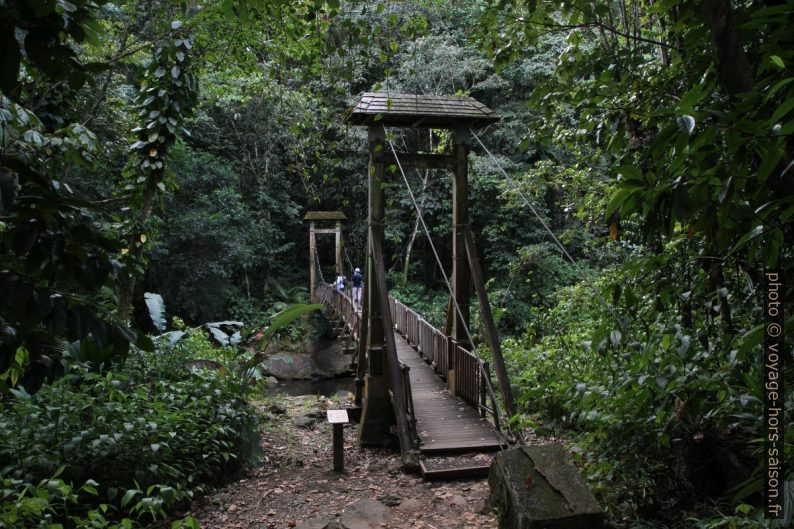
[190, 393, 499, 529]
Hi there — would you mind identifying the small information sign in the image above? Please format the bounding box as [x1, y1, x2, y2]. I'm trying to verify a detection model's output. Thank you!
[327, 409, 349, 424]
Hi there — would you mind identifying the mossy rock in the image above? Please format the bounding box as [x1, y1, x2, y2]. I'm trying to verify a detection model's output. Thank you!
[488, 445, 602, 529]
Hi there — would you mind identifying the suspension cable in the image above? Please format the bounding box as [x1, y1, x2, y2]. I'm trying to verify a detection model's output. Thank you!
[382, 126, 508, 437]
[383, 125, 477, 350]
[469, 128, 617, 319]
[314, 249, 327, 286]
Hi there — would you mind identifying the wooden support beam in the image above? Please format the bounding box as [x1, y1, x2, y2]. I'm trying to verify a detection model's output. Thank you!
[463, 226, 517, 420]
[335, 221, 342, 274]
[355, 264, 369, 406]
[444, 295, 453, 336]
[309, 223, 317, 298]
[382, 152, 456, 171]
[359, 127, 395, 446]
[371, 235, 420, 471]
[447, 128, 471, 394]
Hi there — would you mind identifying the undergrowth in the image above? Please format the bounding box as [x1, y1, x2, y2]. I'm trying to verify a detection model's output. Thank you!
[0, 330, 259, 528]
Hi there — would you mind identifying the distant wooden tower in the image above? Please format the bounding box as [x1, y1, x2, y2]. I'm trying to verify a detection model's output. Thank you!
[345, 93, 514, 463]
[304, 211, 347, 298]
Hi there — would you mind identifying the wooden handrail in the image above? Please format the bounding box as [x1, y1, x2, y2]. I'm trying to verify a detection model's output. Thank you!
[314, 282, 503, 435]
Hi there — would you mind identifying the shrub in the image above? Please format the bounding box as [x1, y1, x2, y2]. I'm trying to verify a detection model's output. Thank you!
[0, 346, 258, 526]
[503, 271, 793, 525]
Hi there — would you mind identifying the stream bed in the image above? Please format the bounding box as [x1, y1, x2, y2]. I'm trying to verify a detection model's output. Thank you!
[269, 376, 355, 398]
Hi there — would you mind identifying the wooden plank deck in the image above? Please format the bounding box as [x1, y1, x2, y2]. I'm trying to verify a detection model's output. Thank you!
[394, 332, 503, 454]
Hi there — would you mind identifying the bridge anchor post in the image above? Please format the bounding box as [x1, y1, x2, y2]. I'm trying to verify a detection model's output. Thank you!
[358, 346, 395, 445]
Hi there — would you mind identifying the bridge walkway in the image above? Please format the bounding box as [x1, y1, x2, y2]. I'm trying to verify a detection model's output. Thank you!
[394, 332, 502, 455]
[315, 284, 507, 478]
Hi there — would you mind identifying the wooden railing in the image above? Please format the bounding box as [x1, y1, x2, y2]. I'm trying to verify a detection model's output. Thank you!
[399, 362, 417, 434]
[388, 296, 501, 434]
[389, 297, 449, 377]
[315, 282, 502, 436]
[313, 283, 361, 350]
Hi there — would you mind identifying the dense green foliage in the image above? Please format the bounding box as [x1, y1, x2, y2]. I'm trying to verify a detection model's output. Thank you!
[1, 0, 792, 528]
[474, 1, 794, 525]
[0, 331, 257, 527]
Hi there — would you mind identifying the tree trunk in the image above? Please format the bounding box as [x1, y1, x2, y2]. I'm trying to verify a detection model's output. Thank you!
[402, 169, 430, 286]
[701, 0, 754, 97]
[118, 177, 161, 322]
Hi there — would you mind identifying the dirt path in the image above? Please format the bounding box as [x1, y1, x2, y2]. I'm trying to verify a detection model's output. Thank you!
[190, 394, 499, 529]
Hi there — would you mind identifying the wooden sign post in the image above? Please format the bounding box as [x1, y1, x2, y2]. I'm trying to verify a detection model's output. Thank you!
[327, 409, 349, 472]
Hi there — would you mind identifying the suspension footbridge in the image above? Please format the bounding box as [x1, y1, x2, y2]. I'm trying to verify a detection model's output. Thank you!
[307, 93, 519, 479]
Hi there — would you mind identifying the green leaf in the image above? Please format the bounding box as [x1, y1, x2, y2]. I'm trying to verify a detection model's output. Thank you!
[121, 489, 140, 507]
[676, 115, 695, 135]
[770, 55, 785, 69]
[263, 303, 323, 340]
[771, 96, 794, 123]
[616, 165, 642, 183]
[144, 292, 166, 333]
[765, 77, 794, 102]
[677, 335, 690, 355]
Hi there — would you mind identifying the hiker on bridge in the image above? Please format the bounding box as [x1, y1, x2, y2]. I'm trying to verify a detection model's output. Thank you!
[351, 267, 363, 307]
[333, 271, 346, 292]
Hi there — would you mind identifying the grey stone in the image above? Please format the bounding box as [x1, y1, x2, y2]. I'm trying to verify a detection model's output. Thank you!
[449, 494, 467, 507]
[210, 492, 230, 506]
[294, 415, 316, 428]
[367, 458, 389, 472]
[287, 456, 304, 467]
[269, 402, 288, 415]
[396, 498, 423, 513]
[340, 499, 393, 529]
[263, 353, 319, 380]
[377, 493, 401, 507]
[311, 340, 351, 375]
[294, 516, 334, 529]
[488, 445, 603, 529]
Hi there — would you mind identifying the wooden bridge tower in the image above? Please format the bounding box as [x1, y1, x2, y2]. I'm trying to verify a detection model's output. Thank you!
[304, 211, 347, 298]
[345, 93, 516, 463]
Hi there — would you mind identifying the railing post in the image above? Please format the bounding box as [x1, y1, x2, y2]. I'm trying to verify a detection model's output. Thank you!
[480, 362, 488, 418]
[447, 338, 457, 395]
[483, 362, 501, 433]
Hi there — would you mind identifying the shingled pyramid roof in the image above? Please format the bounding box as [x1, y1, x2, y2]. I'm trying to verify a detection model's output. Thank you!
[346, 92, 499, 128]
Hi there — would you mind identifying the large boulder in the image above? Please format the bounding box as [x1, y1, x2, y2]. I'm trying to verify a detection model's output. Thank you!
[488, 445, 602, 529]
[262, 353, 320, 380]
[311, 340, 352, 376]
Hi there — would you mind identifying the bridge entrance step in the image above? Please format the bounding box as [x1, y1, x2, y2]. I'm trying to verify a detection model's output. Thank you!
[420, 451, 497, 480]
[419, 439, 503, 455]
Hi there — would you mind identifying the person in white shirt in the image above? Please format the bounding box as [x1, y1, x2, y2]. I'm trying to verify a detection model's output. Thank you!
[334, 272, 346, 291]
